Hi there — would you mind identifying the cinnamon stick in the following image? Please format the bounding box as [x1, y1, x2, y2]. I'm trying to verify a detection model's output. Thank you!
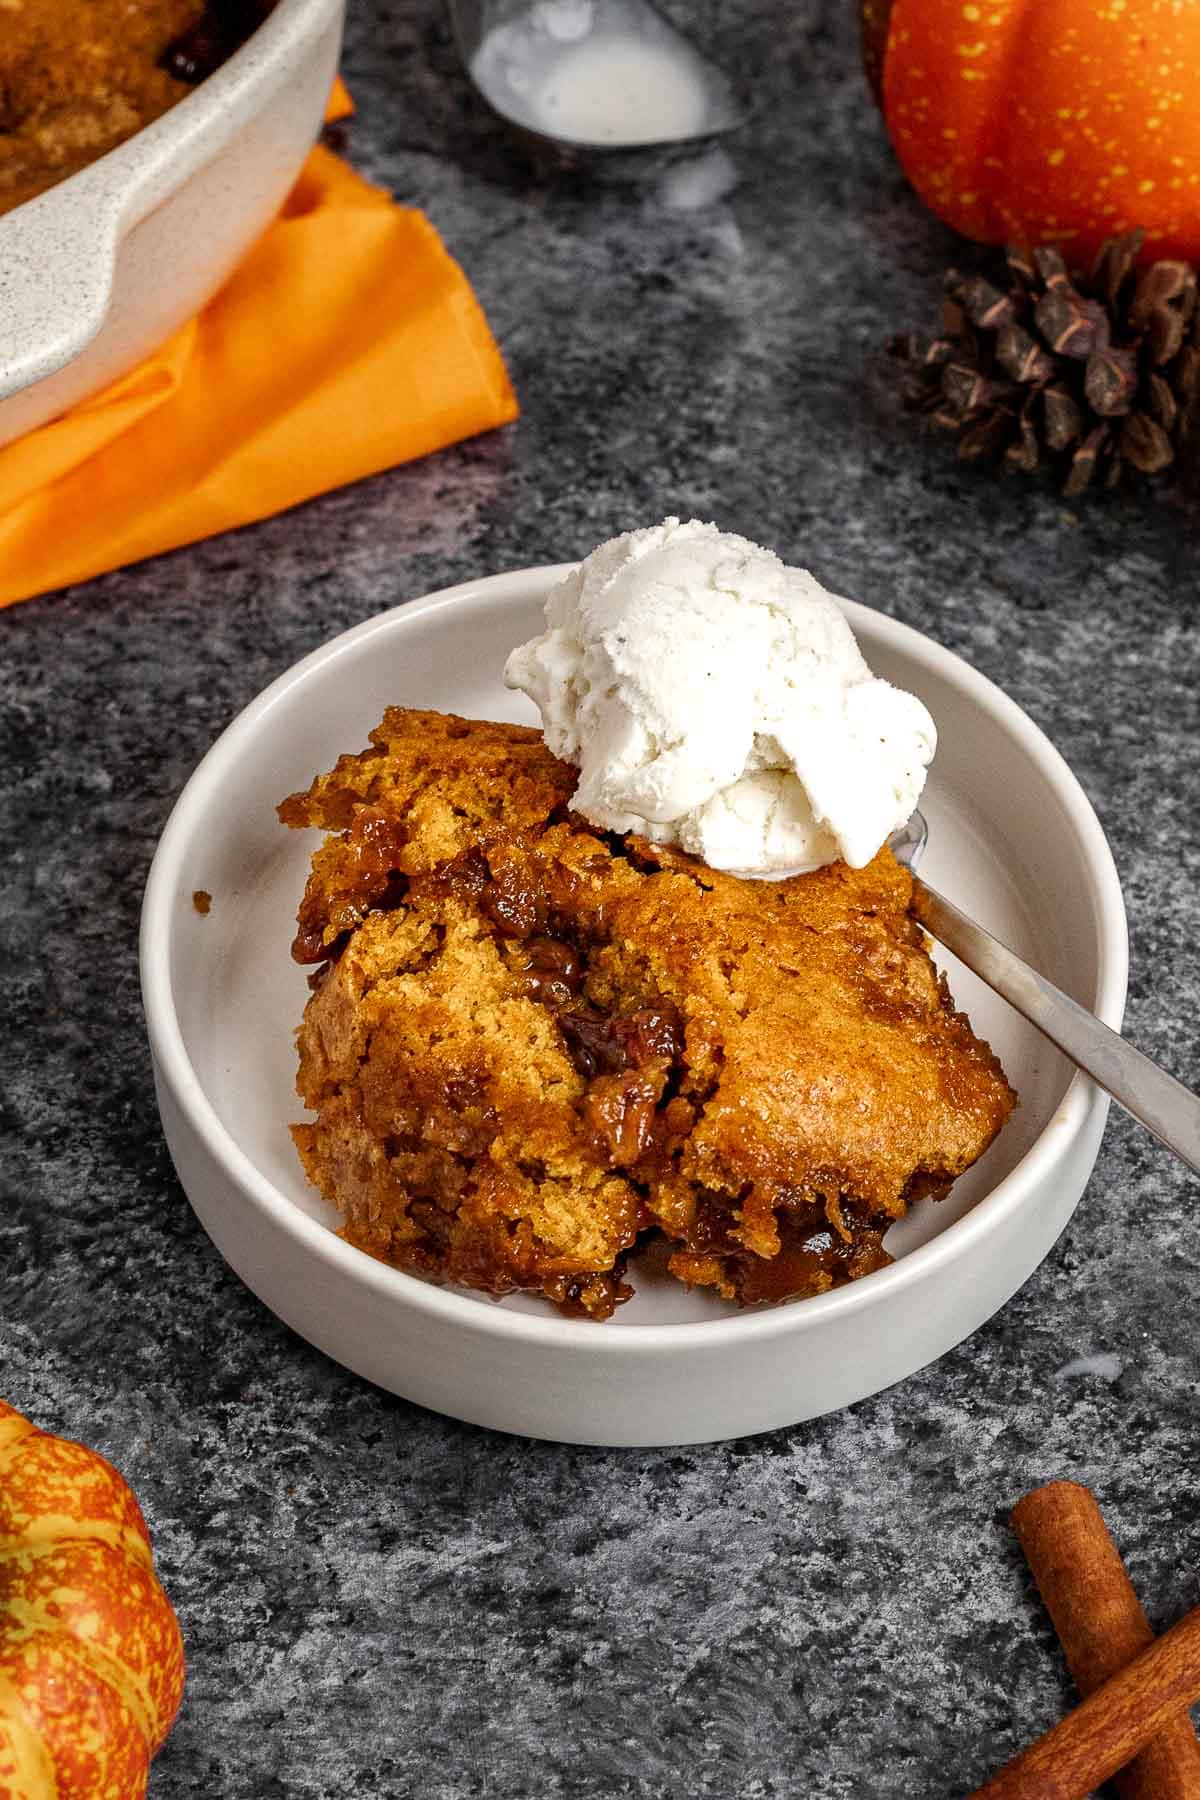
[966, 1603, 1200, 1800]
[1012, 1481, 1200, 1799]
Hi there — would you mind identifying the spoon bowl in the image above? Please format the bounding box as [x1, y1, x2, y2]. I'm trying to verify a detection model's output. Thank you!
[448, 0, 744, 153]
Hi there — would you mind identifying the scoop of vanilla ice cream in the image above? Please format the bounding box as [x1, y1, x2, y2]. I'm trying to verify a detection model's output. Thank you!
[503, 517, 936, 876]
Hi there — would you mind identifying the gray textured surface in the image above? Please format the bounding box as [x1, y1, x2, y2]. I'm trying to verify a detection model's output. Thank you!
[2, 2, 1199, 1796]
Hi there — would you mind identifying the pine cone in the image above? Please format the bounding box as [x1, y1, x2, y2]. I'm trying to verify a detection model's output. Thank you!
[890, 231, 1200, 497]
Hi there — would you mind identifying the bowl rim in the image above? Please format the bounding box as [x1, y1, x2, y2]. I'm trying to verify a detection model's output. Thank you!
[141, 564, 1129, 1354]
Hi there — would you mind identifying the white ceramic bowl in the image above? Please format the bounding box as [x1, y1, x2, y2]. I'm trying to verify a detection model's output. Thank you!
[141, 568, 1128, 1445]
[0, 0, 344, 449]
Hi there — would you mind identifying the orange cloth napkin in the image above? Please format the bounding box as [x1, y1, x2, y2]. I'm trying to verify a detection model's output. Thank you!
[0, 124, 517, 608]
[327, 75, 354, 122]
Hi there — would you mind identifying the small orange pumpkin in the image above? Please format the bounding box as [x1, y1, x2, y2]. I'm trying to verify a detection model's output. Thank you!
[863, 0, 1200, 266]
[0, 1399, 185, 1800]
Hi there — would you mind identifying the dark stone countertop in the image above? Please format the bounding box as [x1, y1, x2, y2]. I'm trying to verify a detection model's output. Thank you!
[3, 3, 1199, 1795]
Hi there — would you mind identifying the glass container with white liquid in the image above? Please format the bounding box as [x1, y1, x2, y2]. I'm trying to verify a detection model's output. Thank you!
[452, 0, 742, 150]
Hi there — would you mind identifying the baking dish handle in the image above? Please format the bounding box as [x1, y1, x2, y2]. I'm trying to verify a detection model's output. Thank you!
[0, 200, 119, 402]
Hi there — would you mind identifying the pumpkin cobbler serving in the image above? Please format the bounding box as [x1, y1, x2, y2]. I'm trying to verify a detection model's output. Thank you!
[281, 708, 1013, 1319]
[281, 522, 1016, 1319]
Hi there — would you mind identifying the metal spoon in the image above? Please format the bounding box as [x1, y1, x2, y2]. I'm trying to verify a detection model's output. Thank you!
[890, 810, 1200, 1176]
[447, 0, 743, 152]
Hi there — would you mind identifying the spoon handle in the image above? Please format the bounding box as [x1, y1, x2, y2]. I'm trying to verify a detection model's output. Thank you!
[911, 876, 1200, 1177]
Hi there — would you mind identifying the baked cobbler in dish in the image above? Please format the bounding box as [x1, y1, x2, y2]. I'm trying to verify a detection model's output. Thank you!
[0, 0, 272, 216]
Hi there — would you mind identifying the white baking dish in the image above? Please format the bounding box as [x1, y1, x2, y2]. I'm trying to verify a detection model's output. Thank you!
[0, 0, 345, 450]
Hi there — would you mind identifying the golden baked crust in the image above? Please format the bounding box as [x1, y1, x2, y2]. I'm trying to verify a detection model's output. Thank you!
[0, 2, 266, 217]
[281, 708, 1016, 1319]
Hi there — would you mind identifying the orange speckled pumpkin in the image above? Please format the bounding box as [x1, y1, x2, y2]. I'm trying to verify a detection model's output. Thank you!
[0, 1400, 184, 1800]
[863, 0, 1200, 266]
